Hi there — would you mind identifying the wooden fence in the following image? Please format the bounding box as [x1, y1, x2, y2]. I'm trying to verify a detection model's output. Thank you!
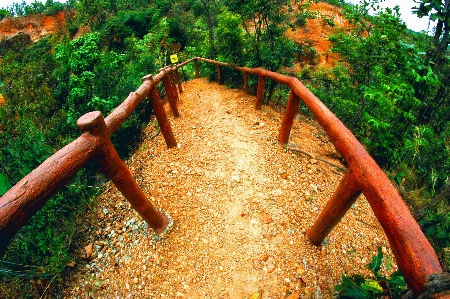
[0, 57, 448, 298]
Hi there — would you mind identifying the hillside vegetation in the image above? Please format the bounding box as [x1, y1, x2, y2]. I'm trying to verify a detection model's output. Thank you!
[0, 0, 449, 298]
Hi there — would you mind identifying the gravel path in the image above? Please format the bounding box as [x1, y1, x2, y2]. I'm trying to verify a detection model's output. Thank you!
[62, 78, 395, 299]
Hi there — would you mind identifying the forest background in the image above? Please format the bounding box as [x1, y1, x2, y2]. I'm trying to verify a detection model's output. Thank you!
[0, 0, 449, 297]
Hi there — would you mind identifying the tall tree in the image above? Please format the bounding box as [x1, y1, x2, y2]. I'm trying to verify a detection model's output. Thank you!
[413, 0, 450, 124]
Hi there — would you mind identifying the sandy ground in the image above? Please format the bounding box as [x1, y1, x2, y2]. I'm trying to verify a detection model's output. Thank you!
[62, 78, 395, 299]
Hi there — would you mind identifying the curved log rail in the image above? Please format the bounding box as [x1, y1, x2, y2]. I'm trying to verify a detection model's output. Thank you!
[195, 57, 448, 297]
[0, 59, 194, 252]
[0, 56, 448, 297]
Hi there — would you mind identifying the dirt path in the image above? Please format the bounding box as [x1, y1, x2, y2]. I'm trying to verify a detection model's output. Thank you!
[63, 78, 394, 298]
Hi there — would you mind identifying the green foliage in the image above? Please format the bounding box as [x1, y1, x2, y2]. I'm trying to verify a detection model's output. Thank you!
[215, 9, 244, 65]
[294, 2, 318, 28]
[335, 248, 407, 298]
[2, 0, 68, 17]
[0, 9, 10, 20]
[420, 211, 450, 252]
[227, 0, 300, 71]
[0, 173, 12, 196]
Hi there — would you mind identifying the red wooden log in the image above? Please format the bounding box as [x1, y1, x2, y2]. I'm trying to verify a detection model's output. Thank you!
[105, 79, 153, 135]
[169, 71, 179, 102]
[175, 67, 183, 93]
[243, 72, 248, 93]
[306, 171, 362, 246]
[148, 83, 177, 148]
[0, 135, 99, 252]
[194, 59, 199, 78]
[288, 77, 443, 294]
[77, 111, 170, 234]
[255, 75, 265, 110]
[160, 69, 180, 118]
[217, 65, 221, 85]
[278, 90, 300, 144]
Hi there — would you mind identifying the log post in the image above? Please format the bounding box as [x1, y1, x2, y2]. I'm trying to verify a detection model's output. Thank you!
[175, 67, 183, 94]
[143, 75, 177, 148]
[159, 68, 180, 118]
[194, 59, 199, 78]
[306, 171, 361, 246]
[217, 65, 221, 85]
[169, 71, 179, 101]
[77, 111, 170, 234]
[278, 90, 300, 144]
[255, 76, 265, 110]
[243, 72, 248, 93]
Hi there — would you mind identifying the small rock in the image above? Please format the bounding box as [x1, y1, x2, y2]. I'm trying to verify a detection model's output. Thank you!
[267, 264, 276, 273]
[310, 159, 318, 164]
[176, 292, 185, 297]
[261, 254, 269, 262]
[85, 243, 93, 259]
[133, 277, 139, 284]
[259, 211, 273, 224]
[248, 291, 262, 299]
[231, 175, 240, 182]
[286, 291, 301, 299]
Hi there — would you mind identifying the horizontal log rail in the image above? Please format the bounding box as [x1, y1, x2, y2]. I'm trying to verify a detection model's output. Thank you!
[0, 56, 448, 297]
[195, 57, 449, 297]
[0, 60, 194, 252]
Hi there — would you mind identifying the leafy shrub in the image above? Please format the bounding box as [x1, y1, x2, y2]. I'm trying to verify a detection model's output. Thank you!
[420, 212, 450, 252]
[335, 247, 407, 298]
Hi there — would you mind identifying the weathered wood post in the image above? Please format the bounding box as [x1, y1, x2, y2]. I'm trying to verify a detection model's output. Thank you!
[217, 65, 221, 85]
[194, 59, 199, 78]
[175, 66, 183, 94]
[142, 75, 177, 148]
[168, 69, 179, 102]
[255, 76, 265, 110]
[306, 171, 361, 245]
[243, 72, 248, 93]
[159, 68, 180, 118]
[77, 111, 171, 234]
[278, 90, 301, 144]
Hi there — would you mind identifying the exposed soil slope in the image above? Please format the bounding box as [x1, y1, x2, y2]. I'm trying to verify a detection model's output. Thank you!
[62, 78, 394, 299]
[0, 11, 68, 42]
[287, 2, 350, 69]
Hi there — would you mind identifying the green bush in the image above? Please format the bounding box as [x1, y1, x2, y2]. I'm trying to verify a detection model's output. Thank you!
[335, 247, 407, 298]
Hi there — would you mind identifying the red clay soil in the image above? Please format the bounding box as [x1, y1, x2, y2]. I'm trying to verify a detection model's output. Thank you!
[0, 11, 68, 42]
[287, 2, 351, 69]
[60, 78, 395, 299]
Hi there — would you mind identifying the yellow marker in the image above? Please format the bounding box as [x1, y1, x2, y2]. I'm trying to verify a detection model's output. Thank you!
[170, 54, 179, 64]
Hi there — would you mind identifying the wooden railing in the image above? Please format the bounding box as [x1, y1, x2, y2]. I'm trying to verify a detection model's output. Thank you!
[0, 57, 448, 297]
[0, 59, 194, 251]
[195, 58, 449, 297]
